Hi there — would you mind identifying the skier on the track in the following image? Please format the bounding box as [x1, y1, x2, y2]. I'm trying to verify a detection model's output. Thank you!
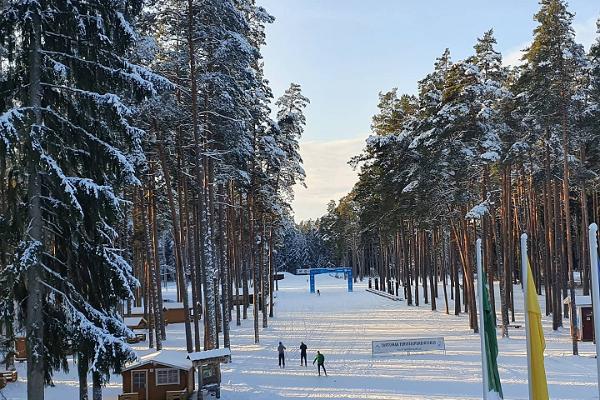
[300, 342, 308, 366]
[278, 342, 286, 368]
[313, 350, 327, 376]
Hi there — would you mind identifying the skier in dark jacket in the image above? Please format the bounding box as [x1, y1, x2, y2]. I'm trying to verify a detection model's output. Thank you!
[278, 342, 286, 368]
[300, 342, 308, 366]
[313, 350, 327, 376]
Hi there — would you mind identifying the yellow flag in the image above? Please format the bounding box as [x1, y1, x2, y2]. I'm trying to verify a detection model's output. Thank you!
[526, 261, 549, 400]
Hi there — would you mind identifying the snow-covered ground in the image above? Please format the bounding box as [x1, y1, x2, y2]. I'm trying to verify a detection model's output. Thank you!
[3, 273, 599, 399]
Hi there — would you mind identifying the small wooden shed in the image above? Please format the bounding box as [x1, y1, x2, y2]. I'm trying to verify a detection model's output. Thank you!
[162, 303, 194, 324]
[125, 317, 148, 331]
[564, 295, 594, 342]
[121, 350, 194, 400]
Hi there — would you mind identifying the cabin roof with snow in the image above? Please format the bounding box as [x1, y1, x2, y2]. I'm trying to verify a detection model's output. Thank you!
[124, 316, 146, 326]
[122, 350, 192, 372]
[187, 348, 231, 364]
[563, 295, 592, 307]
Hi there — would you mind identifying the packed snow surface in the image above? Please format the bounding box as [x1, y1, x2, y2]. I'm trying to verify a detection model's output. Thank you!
[3, 273, 598, 399]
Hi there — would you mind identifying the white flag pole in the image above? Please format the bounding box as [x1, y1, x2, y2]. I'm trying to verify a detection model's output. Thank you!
[588, 223, 600, 397]
[476, 238, 488, 400]
[521, 233, 532, 400]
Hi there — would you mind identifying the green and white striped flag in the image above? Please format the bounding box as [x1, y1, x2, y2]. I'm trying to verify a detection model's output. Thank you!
[476, 238, 503, 400]
[481, 270, 503, 399]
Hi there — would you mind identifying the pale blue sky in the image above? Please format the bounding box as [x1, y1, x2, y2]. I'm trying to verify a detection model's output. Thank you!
[258, 1, 600, 221]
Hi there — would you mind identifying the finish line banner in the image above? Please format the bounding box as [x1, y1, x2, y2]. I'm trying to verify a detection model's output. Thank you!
[372, 337, 445, 355]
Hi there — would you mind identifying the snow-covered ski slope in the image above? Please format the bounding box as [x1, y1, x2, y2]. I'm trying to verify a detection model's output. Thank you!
[3, 272, 598, 399]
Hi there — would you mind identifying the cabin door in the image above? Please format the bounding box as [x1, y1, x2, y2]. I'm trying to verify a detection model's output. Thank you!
[582, 307, 594, 342]
[132, 370, 148, 400]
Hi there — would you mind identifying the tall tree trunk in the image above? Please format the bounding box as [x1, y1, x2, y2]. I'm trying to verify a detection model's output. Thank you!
[249, 193, 259, 343]
[553, 179, 564, 328]
[155, 128, 193, 352]
[149, 178, 166, 340]
[78, 354, 89, 400]
[92, 371, 102, 400]
[140, 187, 162, 350]
[26, 8, 45, 397]
[186, 189, 202, 351]
[230, 186, 242, 326]
[269, 223, 275, 318]
[501, 165, 511, 335]
[261, 217, 268, 329]
[580, 147, 590, 296]
[562, 104, 578, 355]
[241, 195, 249, 321]
[428, 232, 436, 311]
[442, 228, 449, 315]
[218, 183, 231, 347]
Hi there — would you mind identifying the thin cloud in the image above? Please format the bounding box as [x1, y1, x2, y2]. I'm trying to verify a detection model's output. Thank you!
[292, 137, 366, 222]
[503, 41, 529, 67]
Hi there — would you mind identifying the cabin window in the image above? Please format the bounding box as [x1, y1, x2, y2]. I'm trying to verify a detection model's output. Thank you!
[156, 368, 180, 385]
[132, 371, 146, 390]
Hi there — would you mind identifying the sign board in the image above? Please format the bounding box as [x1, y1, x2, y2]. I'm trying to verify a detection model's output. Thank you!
[296, 268, 310, 275]
[274, 273, 285, 281]
[372, 337, 445, 356]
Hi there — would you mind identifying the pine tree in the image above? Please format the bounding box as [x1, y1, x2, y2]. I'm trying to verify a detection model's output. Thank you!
[519, 0, 587, 355]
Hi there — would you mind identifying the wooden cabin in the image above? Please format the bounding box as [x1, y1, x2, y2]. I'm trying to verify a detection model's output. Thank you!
[124, 302, 193, 327]
[564, 295, 594, 341]
[121, 351, 194, 400]
[125, 317, 148, 331]
[162, 303, 194, 324]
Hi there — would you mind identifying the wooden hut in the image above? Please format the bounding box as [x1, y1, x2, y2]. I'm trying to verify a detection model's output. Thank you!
[120, 350, 194, 400]
[125, 317, 148, 331]
[162, 303, 194, 324]
[564, 295, 595, 341]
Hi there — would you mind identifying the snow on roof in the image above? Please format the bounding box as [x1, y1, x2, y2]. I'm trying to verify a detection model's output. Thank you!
[162, 302, 188, 310]
[563, 295, 592, 306]
[187, 348, 231, 363]
[123, 350, 192, 372]
[124, 317, 145, 325]
[129, 302, 190, 313]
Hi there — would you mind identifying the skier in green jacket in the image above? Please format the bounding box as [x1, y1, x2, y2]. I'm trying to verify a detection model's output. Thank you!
[313, 351, 327, 376]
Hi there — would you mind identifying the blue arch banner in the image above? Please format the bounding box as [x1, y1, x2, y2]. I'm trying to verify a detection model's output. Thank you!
[309, 268, 353, 293]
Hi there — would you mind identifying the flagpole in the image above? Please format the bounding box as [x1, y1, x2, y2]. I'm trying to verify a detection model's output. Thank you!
[521, 233, 533, 400]
[476, 238, 488, 400]
[588, 223, 600, 397]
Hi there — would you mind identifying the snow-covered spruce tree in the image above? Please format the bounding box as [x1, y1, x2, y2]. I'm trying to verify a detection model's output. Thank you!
[0, 1, 162, 398]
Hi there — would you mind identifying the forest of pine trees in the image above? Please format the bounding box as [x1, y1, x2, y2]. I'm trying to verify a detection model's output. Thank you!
[317, 0, 600, 356]
[0, 1, 307, 399]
